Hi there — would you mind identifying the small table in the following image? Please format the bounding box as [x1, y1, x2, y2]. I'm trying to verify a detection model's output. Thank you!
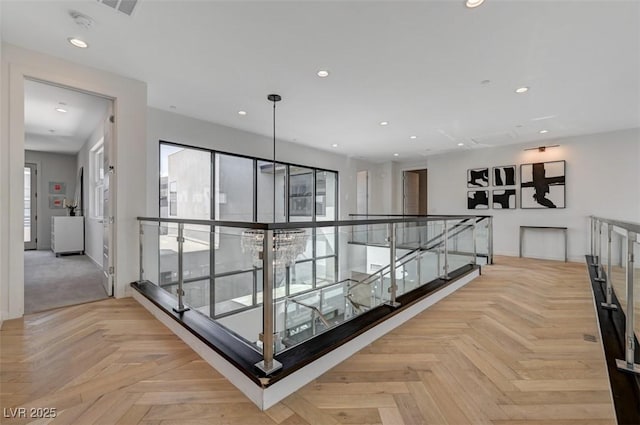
[519, 226, 568, 262]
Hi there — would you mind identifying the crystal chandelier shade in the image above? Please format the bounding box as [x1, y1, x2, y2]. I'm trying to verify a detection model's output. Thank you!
[241, 229, 308, 269]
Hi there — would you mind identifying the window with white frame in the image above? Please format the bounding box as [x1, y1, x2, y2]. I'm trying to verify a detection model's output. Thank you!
[91, 139, 105, 219]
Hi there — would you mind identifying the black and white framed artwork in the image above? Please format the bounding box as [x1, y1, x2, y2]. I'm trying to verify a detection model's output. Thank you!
[492, 189, 516, 209]
[520, 160, 566, 209]
[493, 165, 516, 186]
[467, 168, 489, 188]
[467, 190, 489, 209]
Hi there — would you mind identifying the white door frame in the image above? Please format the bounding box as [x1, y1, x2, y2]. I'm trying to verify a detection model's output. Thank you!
[6, 67, 118, 319]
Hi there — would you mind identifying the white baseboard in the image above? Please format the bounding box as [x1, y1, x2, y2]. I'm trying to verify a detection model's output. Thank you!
[133, 268, 480, 410]
[86, 252, 101, 268]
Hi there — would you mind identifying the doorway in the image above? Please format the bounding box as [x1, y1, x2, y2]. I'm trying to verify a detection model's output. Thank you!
[403, 169, 428, 215]
[23, 79, 114, 314]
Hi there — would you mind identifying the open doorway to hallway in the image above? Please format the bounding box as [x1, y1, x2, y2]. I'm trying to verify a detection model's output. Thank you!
[403, 169, 428, 215]
[23, 79, 114, 314]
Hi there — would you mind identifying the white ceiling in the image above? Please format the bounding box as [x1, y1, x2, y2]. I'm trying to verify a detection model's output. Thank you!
[3, 1, 639, 161]
[24, 79, 111, 154]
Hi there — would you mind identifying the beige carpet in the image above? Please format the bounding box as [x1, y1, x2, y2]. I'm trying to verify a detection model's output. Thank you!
[24, 250, 109, 314]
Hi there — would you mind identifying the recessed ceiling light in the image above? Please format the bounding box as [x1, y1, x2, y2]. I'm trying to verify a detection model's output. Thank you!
[331, 143, 338, 148]
[465, 0, 485, 8]
[539, 129, 549, 134]
[457, 142, 465, 146]
[393, 153, 399, 157]
[379, 121, 389, 126]
[515, 86, 529, 94]
[410, 135, 417, 139]
[481, 79, 491, 85]
[238, 110, 247, 116]
[67, 37, 88, 49]
[317, 70, 330, 78]
[55, 107, 67, 113]
[49, 129, 55, 133]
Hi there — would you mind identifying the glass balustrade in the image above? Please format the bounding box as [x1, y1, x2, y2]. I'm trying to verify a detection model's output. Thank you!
[137, 214, 492, 374]
[590, 216, 640, 374]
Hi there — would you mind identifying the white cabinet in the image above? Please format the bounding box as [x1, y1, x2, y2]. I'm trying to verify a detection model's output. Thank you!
[51, 216, 84, 255]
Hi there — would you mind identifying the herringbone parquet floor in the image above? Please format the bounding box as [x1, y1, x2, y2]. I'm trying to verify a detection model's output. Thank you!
[0, 256, 615, 424]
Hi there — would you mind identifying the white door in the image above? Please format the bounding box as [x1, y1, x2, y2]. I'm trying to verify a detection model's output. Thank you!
[102, 110, 115, 296]
[24, 163, 37, 250]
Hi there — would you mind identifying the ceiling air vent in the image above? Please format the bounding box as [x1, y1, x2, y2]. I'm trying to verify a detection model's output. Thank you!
[97, 0, 139, 16]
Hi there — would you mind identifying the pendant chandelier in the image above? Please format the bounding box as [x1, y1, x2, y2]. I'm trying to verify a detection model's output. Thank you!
[241, 94, 307, 274]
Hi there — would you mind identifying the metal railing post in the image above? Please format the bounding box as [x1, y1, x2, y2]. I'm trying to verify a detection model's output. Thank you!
[601, 223, 617, 310]
[590, 218, 599, 266]
[590, 217, 595, 256]
[616, 231, 640, 375]
[139, 221, 144, 281]
[488, 217, 494, 265]
[594, 220, 605, 282]
[255, 229, 282, 374]
[472, 220, 477, 265]
[387, 223, 400, 307]
[173, 223, 189, 314]
[443, 220, 450, 280]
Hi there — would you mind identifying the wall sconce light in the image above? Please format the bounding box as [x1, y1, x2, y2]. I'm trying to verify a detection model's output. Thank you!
[524, 144, 559, 153]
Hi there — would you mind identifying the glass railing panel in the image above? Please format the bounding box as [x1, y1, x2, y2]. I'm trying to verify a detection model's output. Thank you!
[350, 223, 389, 246]
[348, 274, 380, 311]
[320, 284, 346, 319]
[158, 222, 179, 288]
[316, 256, 336, 288]
[610, 227, 627, 317]
[140, 222, 160, 285]
[396, 222, 421, 247]
[419, 249, 440, 284]
[214, 271, 255, 316]
[447, 221, 476, 271]
[426, 220, 446, 277]
[475, 218, 489, 257]
[290, 260, 313, 295]
[295, 228, 314, 261]
[217, 226, 255, 274]
[377, 272, 392, 305]
[342, 225, 369, 283]
[316, 226, 336, 257]
[171, 225, 212, 313]
[182, 224, 212, 282]
[282, 299, 315, 349]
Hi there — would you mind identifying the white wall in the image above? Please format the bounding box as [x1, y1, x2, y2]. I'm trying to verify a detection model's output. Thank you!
[399, 128, 640, 262]
[76, 123, 106, 265]
[1, 43, 147, 320]
[24, 150, 77, 250]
